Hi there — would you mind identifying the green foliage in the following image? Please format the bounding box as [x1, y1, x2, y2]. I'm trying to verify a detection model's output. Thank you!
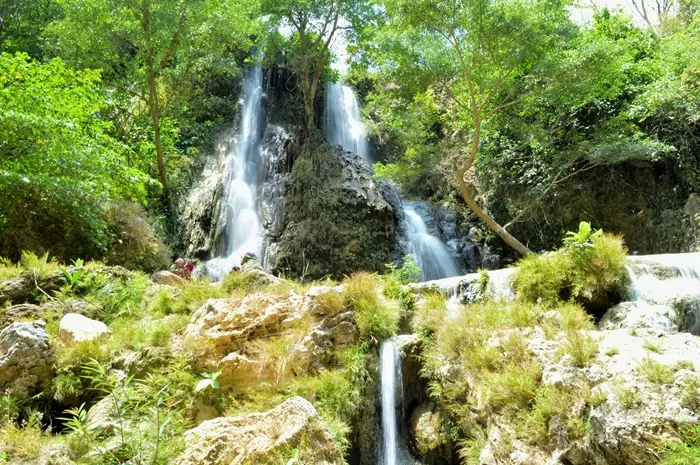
[61, 359, 192, 465]
[383, 254, 420, 309]
[195, 371, 222, 393]
[615, 384, 642, 409]
[343, 272, 400, 341]
[661, 424, 700, 465]
[0, 53, 152, 263]
[560, 330, 599, 368]
[513, 228, 628, 309]
[103, 202, 172, 272]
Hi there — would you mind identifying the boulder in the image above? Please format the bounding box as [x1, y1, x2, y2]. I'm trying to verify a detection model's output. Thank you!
[0, 303, 43, 329]
[0, 321, 53, 397]
[410, 402, 453, 459]
[150, 270, 186, 287]
[86, 395, 118, 436]
[179, 288, 357, 388]
[178, 397, 344, 465]
[113, 346, 171, 378]
[59, 313, 111, 345]
[270, 145, 396, 279]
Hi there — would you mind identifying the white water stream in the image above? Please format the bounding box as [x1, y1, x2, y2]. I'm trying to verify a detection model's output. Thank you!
[201, 67, 265, 281]
[379, 340, 408, 465]
[404, 203, 461, 282]
[324, 82, 371, 165]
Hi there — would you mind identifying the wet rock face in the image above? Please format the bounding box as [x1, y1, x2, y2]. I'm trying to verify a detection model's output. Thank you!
[0, 320, 53, 398]
[258, 125, 294, 270]
[175, 130, 232, 259]
[179, 283, 357, 388]
[270, 146, 397, 279]
[178, 397, 344, 465]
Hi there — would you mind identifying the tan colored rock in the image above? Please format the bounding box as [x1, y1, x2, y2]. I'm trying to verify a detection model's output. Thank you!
[410, 402, 451, 457]
[180, 289, 357, 388]
[179, 397, 343, 465]
[150, 270, 186, 287]
[59, 313, 111, 346]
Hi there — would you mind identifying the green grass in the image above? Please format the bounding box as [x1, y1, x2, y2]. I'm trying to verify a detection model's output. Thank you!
[661, 425, 700, 465]
[637, 357, 675, 385]
[411, 292, 448, 336]
[0, 257, 23, 280]
[643, 339, 664, 354]
[561, 330, 599, 367]
[605, 347, 620, 357]
[343, 272, 400, 340]
[484, 362, 541, 411]
[615, 384, 641, 409]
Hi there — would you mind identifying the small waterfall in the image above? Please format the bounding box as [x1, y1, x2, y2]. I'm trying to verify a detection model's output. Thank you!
[380, 340, 408, 465]
[614, 253, 700, 334]
[404, 203, 461, 282]
[324, 82, 371, 164]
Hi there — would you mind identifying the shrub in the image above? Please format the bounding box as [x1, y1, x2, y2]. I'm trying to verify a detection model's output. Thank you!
[643, 339, 664, 353]
[0, 257, 22, 280]
[512, 222, 629, 310]
[343, 272, 399, 341]
[511, 252, 571, 306]
[103, 201, 172, 273]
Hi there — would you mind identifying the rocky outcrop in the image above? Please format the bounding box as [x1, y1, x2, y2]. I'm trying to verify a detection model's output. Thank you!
[175, 129, 232, 259]
[179, 285, 357, 388]
[0, 321, 53, 398]
[113, 346, 171, 378]
[410, 402, 453, 461]
[59, 313, 111, 346]
[270, 144, 397, 279]
[178, 397, 344, 465]
[0, 271, 64, 306]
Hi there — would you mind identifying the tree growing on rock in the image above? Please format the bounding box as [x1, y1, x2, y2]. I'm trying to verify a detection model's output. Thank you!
[376, 0, 576, 255]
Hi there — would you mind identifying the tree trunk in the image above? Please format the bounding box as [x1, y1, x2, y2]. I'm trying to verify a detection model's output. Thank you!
[147, 71, 168, 199]
[455, 167, 531, 256]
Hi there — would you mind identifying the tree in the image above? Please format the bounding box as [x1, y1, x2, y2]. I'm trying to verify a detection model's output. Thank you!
[47, 0, 258, 201]
[262, 0, 359, 133]
[0, 0, 61, 57]
[377, 0, 575, 255]
[0, 53, 151, 259]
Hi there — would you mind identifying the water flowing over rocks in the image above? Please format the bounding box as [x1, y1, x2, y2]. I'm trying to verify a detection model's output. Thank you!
[178, 397, 344, 465]
[179, 281, 357, 388]
[0, 320, 53, 398]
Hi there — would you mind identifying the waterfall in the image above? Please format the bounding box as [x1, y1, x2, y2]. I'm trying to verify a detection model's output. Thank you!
[323, 82, 371, 164]
[404, 202, 461, 282]
[380, 340, 408, 465]
[322, 83, 461, 282]
[201, 67, 265, 280]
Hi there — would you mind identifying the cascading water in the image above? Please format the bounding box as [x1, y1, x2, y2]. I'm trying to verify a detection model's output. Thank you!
[202, 67, 265, 280]
[324, 82, 371, 164]
[379, 340, 408, 465]
[404, 203, 461, 282]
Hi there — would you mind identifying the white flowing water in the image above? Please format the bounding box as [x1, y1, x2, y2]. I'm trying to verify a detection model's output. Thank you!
[224, 67, 264, 262]
[203, 67, 265, 280]
[380, 340, 407, 465]
[627, 253, 700, 303]
[323, 81, 371, 164]
[404, 204, 461, 282]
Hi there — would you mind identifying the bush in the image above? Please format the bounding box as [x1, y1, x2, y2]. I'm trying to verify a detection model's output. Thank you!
[513, 222, 629, 311]
[637, 357, 675, 385]
[561, 330, 599, 367]
[343, 272, 400, 341]
[103, 202, 172, 272]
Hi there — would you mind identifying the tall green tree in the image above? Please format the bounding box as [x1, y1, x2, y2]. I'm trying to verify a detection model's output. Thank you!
[262, 0, 362, 133]
[47, 0, 258, 201]
[374, 0, 575, 255]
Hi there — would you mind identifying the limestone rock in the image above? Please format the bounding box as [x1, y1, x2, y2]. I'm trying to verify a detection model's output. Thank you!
[86, 396, 117, 436]
[180, 289, 357, 388]
[178, 397, 343, 465]
[0, 271, 64, 306]
[150, 270, 186, 287]
[410, 402, 452, 458]
[0, 303, 43, 329]
[0, 321, 53, 397]
[113, 346, 171, 378]
[59, 313, 111, 345]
